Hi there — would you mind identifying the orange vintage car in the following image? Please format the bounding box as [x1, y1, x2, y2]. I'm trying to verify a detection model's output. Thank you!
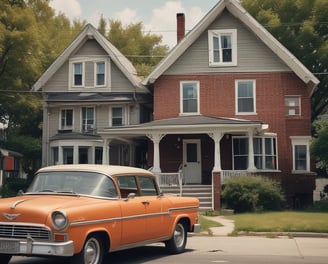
[0, 164, 200, 264]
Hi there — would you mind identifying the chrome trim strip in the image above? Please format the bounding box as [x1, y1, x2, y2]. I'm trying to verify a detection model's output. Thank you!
[10, 199, 29, 209]
[70, 212, 170, 227]
[169, 206, 199, 212]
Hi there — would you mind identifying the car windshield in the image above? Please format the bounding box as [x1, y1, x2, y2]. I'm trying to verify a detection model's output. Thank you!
[27, 171, 118, 198]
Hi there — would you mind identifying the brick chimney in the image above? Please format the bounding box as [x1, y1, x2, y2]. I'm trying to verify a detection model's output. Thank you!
[176, 13, 185, 43]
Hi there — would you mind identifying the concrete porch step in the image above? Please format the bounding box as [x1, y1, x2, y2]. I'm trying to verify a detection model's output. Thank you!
[161, 184, 212, 210]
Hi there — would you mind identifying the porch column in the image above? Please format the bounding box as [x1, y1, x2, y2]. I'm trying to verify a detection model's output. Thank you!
[58, 145, 63, 165]
[73, 145, 79, 164]
[147, 133, 165, 175]
[102, 139, 111, 165]
[247, 128, 256, 171]
[208, 131, 223, 172]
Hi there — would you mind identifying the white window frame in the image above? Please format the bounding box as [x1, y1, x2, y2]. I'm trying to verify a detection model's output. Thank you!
[235, 80, 256, 115]
[81, 107, 95, 132]
[60, 108, 74, 130]
[72, 62, 84, 87]
[95, 60, 106, 87]
[285, 95, 301, 116]
[254, 135, 278, 170]
[69, 57, 110, 89]
[290, 136, 311, 173]
[208, 29, 237, 67]
[180, 81, 200, 115]
[110, 106, 127, 127]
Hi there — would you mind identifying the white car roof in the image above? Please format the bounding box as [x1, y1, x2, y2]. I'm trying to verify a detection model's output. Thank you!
[37, 164, 154, 177]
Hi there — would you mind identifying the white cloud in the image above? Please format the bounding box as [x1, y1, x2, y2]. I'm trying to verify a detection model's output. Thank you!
[49, 0, 82, 21]
[114, 8, 142, 26]
[146, 1, 206, 48]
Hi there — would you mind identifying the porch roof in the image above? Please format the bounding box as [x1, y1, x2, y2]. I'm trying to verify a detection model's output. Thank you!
[45, 92, 152, 104]
[99, 115, 267, 136]
[50, 132, 102, 142]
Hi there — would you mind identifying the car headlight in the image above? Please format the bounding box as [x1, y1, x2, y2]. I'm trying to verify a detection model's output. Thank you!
[52, 211, 68, 230]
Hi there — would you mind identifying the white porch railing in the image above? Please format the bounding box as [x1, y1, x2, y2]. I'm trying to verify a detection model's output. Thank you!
[221, 170, 248, 183]
[158, 172, 183, 196]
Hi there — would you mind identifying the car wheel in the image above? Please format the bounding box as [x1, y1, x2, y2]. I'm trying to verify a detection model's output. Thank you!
[165, 221, 187, 254]
[70, 234, 104, 264]
[0, 254, 12, 264]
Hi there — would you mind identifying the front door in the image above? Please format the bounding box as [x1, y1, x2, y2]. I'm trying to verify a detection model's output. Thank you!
[182, 139, 201, 184]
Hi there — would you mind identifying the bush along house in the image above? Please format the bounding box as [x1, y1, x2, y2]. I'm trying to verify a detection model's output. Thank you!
[33, 0, 319, 210]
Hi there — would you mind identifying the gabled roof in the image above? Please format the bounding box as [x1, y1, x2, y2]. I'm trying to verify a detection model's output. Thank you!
[142, 0, 319, 94]
[32, 24, 144, 91]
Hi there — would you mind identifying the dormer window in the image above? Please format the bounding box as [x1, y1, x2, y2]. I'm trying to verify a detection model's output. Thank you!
[208, 29, 237, 66]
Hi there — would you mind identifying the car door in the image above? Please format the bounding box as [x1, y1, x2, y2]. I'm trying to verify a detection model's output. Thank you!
[138, 176, 171, 240]
[117, 176, 147, 245]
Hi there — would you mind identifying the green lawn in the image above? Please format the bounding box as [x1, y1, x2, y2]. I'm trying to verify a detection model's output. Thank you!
[226, 211, 328, 233]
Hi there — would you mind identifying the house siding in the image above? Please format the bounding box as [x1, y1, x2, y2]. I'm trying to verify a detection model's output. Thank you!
[44, 39, 137, 93]
[164, 11, 289, 75]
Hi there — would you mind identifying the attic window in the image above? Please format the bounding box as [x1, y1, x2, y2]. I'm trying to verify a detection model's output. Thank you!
[208, 29, 237, 66]
[73, 62, 83, 86]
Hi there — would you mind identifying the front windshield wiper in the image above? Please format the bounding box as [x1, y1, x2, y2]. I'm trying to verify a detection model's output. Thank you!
[39, 189, 56, 192]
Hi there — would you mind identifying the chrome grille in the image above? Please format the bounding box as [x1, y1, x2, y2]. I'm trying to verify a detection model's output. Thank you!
[0, 224, 51, 240]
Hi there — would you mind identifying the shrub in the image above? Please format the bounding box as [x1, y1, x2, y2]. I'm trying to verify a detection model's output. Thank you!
[221, 175, 285, 213]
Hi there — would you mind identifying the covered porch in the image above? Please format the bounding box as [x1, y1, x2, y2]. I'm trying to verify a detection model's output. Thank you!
[99, 115, 272, 209]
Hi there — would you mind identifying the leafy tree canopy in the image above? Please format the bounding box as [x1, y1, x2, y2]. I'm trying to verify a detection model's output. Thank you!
[241, 0, 328, 121]
[98, 19, 169, 77]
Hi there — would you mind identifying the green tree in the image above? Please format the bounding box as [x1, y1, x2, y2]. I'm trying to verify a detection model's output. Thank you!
[311, 120, 328, 175]
[0, 0, 83, 175]
[105, 19, 169, 77]
[241, 0, 328, 121]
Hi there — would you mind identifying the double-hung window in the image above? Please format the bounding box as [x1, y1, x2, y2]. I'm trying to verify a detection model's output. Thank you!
[111, 107, 125, 126]
[61, 109, 73, 130]
[96, 61, 105, 86]
[82, 107, 95, 132]
[291, 136, 311, 172]
[236, 80, 256, 114]
[73, 62, 83, 86]
[285, 96, 301, 116]
[208, 29, 237, 66]
[254, 137, 277, 170]
[233, 137, 248, 170]
[180, 81, 200, 115]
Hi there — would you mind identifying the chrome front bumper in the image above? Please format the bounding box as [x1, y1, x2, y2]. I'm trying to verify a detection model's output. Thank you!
[0, 237, 74, 257]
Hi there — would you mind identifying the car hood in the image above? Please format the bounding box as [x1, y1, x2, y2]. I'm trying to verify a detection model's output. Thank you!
[0, 194, 109, 224]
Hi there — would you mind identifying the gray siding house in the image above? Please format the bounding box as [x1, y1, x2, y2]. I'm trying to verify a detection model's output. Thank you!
[32, 24, 152, 167]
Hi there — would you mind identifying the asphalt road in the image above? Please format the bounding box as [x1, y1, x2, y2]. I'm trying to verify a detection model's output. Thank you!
[10, 235, 328, 264]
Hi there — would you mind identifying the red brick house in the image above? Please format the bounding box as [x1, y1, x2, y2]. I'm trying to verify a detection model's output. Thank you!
[102, 0, 319, 209]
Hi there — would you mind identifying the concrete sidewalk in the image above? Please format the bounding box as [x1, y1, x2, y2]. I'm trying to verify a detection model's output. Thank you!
[188, 236, 328, 258]
[203, 215, 235, 236]
[192, 216, 328, 258]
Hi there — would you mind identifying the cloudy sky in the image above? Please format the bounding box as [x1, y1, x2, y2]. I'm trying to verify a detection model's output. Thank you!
[49, 0, 219, 48]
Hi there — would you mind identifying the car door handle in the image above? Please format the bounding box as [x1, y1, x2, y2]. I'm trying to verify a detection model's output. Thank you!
[142, 200, 150, 205]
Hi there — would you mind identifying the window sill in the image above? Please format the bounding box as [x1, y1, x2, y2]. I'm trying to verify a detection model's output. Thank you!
[292, 170, 316, 175]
